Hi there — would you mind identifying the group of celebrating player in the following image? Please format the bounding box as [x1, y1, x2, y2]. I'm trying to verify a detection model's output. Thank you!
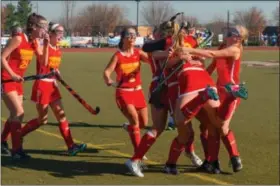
[1, 11, 248, 177]
[103, 15, 248, 177]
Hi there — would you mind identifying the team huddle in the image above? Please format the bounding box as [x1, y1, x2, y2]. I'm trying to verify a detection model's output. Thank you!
[1, 12, 248, 177]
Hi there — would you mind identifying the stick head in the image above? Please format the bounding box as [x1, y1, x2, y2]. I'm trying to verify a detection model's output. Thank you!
[95, 107, 100, 114]
[169, 12, 184, 22]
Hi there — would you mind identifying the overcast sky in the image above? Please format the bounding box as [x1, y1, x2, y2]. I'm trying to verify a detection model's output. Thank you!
[2, 1, 278, 25]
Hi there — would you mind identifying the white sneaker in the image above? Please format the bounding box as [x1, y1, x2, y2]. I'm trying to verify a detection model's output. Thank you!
[142, 155, 148, 160]
[185, 152, 203, 167]
[125, 159, 144, 177]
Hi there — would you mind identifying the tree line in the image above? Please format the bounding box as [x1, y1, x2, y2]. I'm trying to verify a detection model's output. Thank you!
[1, 1, 279, 38]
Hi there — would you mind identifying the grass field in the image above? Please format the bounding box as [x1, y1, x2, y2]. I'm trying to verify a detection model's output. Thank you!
[1, 50, 279, 185]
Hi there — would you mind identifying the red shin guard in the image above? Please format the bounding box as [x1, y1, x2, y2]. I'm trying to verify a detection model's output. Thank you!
[166, 137, 185, 164]
[1, 120, 11, 142]
[206, 134, 220, 162]
[10, 121, 22, 153]
[200, 132, 208, 158]
[131, 131, 156, 160]
[59, 120, 74, 149]
[222, 130, 240, 157]
[127, 125, 141, 153]
[21, 118, 40, 137]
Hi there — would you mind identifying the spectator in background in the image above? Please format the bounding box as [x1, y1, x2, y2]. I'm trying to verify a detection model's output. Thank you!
[277, 32, 280, 46]
[271, 33, 277, 46]
[260, 33, 265, 46]
[264, 34, 268, 46]
[97, 32, 102, 48]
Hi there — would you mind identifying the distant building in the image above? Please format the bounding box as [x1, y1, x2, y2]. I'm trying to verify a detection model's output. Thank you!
[262, 26, 279, 36]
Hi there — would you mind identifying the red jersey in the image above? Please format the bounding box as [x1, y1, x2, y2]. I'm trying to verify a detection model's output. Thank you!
[165, 36, 173, 49]
[183, 35, 198, 48]
[147, 53, 162, 78]
[115, 49, 142, 88]
[38, 45, 62, 77]
[216, 57, 241, 85]
[1, 33, 35, 80]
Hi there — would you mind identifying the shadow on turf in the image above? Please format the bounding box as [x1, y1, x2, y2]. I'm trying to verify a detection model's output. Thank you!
[22, 148, 128, 159]
[45, 122, 151, 130]
[1, 156, 133, 178]
[146, 164, 233, 175]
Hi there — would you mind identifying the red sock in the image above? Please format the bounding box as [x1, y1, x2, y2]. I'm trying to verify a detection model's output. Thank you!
[1, 120, 11, 142]
[166, 137, 185, 164]
[218, 95, 236, 120]
[139, 121, 146, 129]
[185, 132, 195, 153]
[222, 130, 239, 157]
[131, 131, 157, 160]
[206, 133, 220, 162]
[59, 120, 74, 149]
[200, 132, 208, 159]
[21, 118, 41, 137]
[181, 92, 208, 119]
[10, 121, 22, 153]
[127, 125, 141, 153]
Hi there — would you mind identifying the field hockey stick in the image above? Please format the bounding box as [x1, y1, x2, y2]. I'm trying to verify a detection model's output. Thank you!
[151, 30, 214, 94]
[55, 73, 100, 115]
[1, 70, 56, 84]
[157, 14, 186, 79]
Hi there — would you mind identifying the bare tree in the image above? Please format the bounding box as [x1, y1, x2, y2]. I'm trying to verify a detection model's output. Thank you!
[181, 15, 200, 27]
[1, 6, 7, 35]
[204, 16, 229, 34]
[272, 6, 279, 26]
[233, 7, 267, 36]
[61, 1, 76, 35]
[70, 3, 130, 36]
[141, 1, 175, 26]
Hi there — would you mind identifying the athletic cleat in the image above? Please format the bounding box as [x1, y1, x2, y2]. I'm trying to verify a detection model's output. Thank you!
[1, 141, 11, 156]
[166, 123, 176, 131]
[68, 143, 87, 156]
[142, 155, 148, 160]
[139, 161, 149, 171]
[230, 156, 243, 172]
[185, 152, 203, 167]
[199, 160, 221, 174]
[125, 159, 144, 177]
[12, 150, 31, 161]
[224, 83, 248, 100]
[163, 164, 179, 175]
[204, 85, 219, 101]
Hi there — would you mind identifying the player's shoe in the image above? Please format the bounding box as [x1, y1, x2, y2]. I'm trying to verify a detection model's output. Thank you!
[230, 156, 243, 172]
[225, 83, 248, 100]
[199, 160, 221, 174]
[185, 151, 203, 167]
[125, 159, 144, 177]
[203, 85, 219, 101]
[166, 122, 176, 131]
[138, 161, 148, 170]
[12, 149, 31, 161]
[142, 155, 148, 160]
[163, 164, 179, 175]
[68, 143, 87, 156]
[1, 141, 11, 155]
[123, 123, 149, 160]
